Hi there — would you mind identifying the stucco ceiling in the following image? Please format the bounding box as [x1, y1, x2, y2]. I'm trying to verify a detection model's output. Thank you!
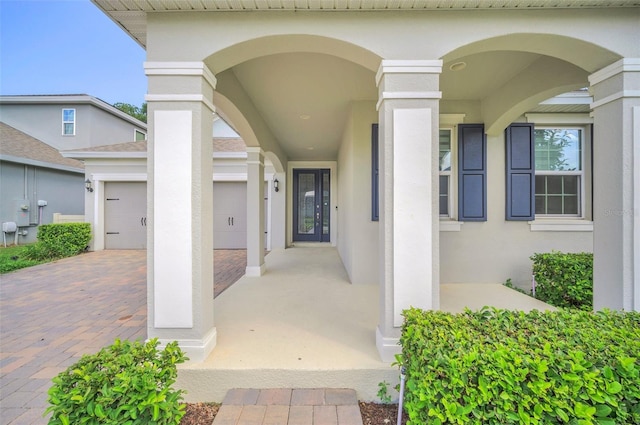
[226, 53, 377, 160]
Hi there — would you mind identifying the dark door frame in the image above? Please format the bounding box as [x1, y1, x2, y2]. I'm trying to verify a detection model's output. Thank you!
[292, 168, 331, 242]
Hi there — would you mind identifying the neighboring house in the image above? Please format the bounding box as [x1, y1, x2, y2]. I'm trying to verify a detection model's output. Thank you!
[63, 117, 279, 251]
[91, 0, 640, 366]
[0, 122, 85, 244]
[0, 94, 147, 151]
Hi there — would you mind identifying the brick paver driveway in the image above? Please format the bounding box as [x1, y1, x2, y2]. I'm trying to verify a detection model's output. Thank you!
[0, 249, 246, 425]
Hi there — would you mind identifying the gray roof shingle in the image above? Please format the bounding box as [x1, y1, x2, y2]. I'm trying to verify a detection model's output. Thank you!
[0, 122, 84, 170]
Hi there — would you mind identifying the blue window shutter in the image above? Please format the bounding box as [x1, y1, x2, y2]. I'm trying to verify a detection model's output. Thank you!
[505, 123, 535, 220]
[458, 124, 487, 221]
[371, 124, 379, 221]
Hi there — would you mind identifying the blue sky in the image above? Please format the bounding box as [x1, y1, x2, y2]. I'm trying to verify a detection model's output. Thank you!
[1, 0, 147, 107]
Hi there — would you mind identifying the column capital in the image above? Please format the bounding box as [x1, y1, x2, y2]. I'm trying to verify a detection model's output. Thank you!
[144, 61, 217, 89]
[144, 62, 217, 112]
[376, 60, 443, 86]
[246, 147, 265, 164]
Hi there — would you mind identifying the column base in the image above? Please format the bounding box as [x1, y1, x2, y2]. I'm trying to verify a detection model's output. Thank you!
[376, 326, 401, 364]
[245, 264, 266, 277]
[155, 327, 217, 363]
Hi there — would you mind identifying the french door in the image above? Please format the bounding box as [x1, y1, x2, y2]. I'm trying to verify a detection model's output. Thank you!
[293, 169, 330, 242]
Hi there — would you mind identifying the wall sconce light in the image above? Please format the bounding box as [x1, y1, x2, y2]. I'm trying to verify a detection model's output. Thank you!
[273, 178, 280, 192]
[85, 179, 94, 193]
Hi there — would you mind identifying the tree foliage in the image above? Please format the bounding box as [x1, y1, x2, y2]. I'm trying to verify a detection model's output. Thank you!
[113, 102, 147, 123]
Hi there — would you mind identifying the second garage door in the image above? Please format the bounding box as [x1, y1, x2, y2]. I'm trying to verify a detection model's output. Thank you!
[213, 182, 247, 249]
[104, 181, 254, 250]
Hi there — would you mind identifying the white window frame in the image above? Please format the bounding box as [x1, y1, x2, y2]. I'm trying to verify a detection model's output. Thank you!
[438, 128, 453, 218]
[62, 108, 76, 136]
[533, 126, 585, 218]
[439, 114, 465, 231]
[524, 113, 593, 232]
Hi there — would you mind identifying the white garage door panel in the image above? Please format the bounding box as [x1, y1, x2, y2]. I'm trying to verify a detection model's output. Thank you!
[213, 182, 247, 249]
[105, 182, 147, 249]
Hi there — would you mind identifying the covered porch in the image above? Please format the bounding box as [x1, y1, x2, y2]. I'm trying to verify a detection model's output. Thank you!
[177, 246, 556, 402]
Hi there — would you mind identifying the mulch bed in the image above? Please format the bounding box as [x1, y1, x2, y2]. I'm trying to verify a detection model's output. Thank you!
[180, 401, 407, 425]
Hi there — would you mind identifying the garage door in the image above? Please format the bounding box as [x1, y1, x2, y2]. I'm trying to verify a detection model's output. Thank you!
[213, 182, 247, 249]
[103, 181, 262, 250]
[104, 182, 147, 249]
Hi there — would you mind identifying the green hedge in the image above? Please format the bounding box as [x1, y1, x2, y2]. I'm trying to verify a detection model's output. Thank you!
[531, 252, 593, 310]
[400, 307, 640, 425]
[46, 339, 187, 425]
[24, 222, 91, 260]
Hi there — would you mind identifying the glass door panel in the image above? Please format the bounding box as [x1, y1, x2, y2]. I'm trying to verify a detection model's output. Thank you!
[293, 169, 330, 242]
[297, 173, 316, 235]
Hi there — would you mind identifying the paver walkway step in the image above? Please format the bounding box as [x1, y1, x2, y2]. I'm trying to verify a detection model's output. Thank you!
[213, 388, 364, 425]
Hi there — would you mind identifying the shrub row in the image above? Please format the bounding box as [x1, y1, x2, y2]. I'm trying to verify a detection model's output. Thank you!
[530, 251, 593, 311]
[400, 307, 640, 425]
[46, 339, 187, 425]
[25, 222, 91, 260]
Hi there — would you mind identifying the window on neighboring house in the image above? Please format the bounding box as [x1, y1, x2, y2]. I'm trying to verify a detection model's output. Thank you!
[135, 129, 146, 141]
[439, 129, 452, 217]
[534, 128, 583, 216]
[62, 109, 75, 135]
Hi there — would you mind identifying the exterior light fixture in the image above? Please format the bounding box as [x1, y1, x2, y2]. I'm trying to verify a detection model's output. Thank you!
[274, 178, 280, 192]
[85, 179, 94, 193]
[449, 61, 467, 71]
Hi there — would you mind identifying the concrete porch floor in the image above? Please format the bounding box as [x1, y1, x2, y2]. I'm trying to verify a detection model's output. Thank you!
[177, 246, 555, 403]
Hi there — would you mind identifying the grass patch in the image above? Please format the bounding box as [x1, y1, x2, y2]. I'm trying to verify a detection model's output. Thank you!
[0, 244, 48, 274]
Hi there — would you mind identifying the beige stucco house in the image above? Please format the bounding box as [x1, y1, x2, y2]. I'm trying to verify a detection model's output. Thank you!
[90, 0, 639, 375]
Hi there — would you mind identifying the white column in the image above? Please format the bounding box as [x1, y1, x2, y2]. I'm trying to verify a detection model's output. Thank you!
[375, 60, 442, 362]
[145, 62, 217, 361]
[246, 147, 266, 276]
[589, 58, 640, 312]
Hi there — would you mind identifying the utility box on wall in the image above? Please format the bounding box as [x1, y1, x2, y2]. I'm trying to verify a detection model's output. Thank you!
[14, 200, 30, 227]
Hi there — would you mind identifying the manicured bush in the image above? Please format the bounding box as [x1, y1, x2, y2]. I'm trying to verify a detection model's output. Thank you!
[400, 307, 640, 425]
[46, 339, 188, 425]
[24, 222, 91, 260]
[531, 251, 593, 310]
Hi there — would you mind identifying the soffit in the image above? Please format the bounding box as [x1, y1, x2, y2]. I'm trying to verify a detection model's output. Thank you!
[91, 0, 640, 47]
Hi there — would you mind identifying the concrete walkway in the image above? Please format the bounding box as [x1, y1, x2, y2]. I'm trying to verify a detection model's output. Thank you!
[0, 249, 246, 425]
[214, 388, 363, 425]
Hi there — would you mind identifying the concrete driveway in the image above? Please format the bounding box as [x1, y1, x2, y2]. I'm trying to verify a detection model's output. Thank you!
[0, 249, 246, 425]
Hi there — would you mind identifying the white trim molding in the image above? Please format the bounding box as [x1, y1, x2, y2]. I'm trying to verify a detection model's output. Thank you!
[91, 173, 147, 182]
[376, 327, 400, 363]
[145, 94, 216, 113]
[590, 91, 640, 110]
[144, 61, 217, 90]
[376, 59, 443, 85]
[588, 58, 640, 86]
[439, 220, 463, 232]
[529, 220, 594, 232]
[525, 113, 593, 125]
[155, 327, 217, 363]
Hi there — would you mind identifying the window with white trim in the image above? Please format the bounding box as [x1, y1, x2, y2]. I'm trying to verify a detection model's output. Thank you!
[135, 129, 146, 141]
[62, 109, 75, 135]
[439, 129, 452, 217]
[534, 128, 583, 217]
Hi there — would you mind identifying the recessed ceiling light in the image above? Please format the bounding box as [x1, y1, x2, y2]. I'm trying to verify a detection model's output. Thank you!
[449, 61, 467, 71]
[307, 146, 314, 150]
[300, 114, 311, 120]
